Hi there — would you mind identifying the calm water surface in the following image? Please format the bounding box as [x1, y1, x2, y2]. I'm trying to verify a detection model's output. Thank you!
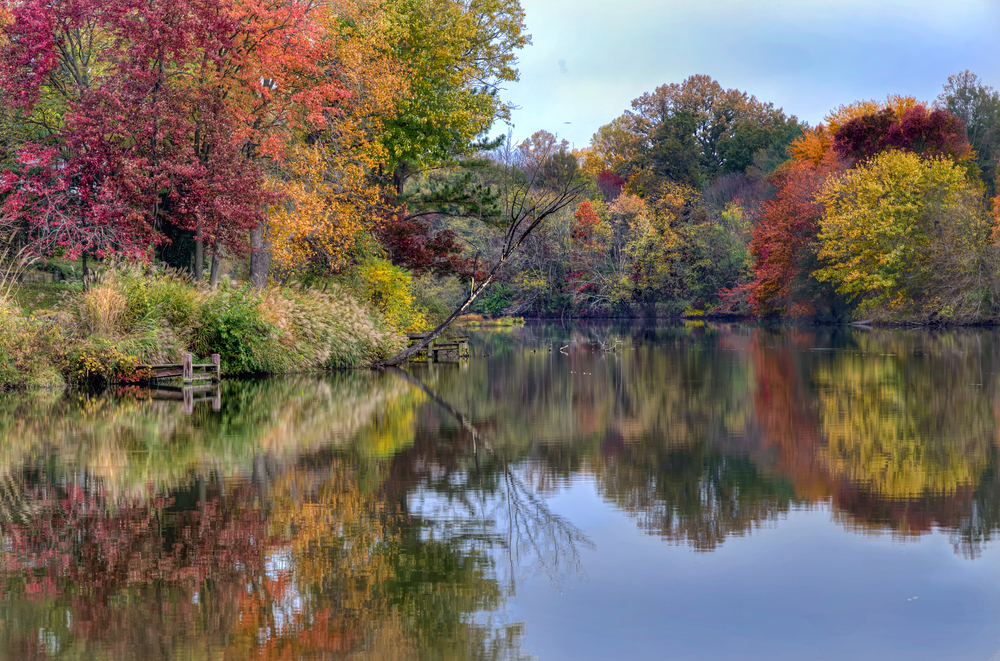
[3, 322, 1000, 660]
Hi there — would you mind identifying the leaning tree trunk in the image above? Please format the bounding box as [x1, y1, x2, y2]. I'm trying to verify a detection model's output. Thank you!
[377, 263, 504, 367]
[249, 224, 269, 290]
[377, 135, 585, 367]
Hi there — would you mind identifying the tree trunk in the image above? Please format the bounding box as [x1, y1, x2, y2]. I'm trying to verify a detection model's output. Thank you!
[393, 161, 408, 197]
[249, 224, 269, 290]
[209, 241, 221, 289]
[377, 268, 499, 367]
[193, 227, 203, 283]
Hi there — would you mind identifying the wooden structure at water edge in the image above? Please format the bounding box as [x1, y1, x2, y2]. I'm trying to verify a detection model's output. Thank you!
[406, 334, 470, 362]
[146, 353, 221, 383]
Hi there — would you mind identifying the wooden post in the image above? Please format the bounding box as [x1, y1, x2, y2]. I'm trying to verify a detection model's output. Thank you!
[211, 353, 221, 382]
[183, 353, 193, 382]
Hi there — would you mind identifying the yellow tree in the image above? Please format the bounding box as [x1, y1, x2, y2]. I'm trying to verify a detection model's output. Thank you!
[265, 0, 406, 276]
[582, 117, 639, 180]
[381, 0, 530, 192]
[815, 150, 991, 321]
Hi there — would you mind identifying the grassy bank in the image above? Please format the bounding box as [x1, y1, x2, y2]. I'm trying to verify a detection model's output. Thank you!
[0, 268, 407, 389]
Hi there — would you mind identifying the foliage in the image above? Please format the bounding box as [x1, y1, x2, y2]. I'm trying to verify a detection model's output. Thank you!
[381, 0, 529, 174]
[266, 1, 406, 275]
[349, 257, 428, 333]
[815, 150, 994, 322]
[0, 264, 410, 387]
[936, 70, 1000, 193]
[193, 286, 276, 374]
[120, 269, 199, 330]
[261, 284, 405, 369]
[832, 104, 972, 163]
[623, 74, 800, 182]
[62, 338, 152, 388]
[822, 94, 920, 135]
[567, 200, 612, 303]
[0, 302, 61, 388]
[748, 151, 849, 318]
[0, 0, 284, 259]
[480, 282, 515, 317]
[379, 213, 475, 276]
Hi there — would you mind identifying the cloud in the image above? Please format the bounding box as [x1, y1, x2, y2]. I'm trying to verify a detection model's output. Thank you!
[496, 0, 1000, 147]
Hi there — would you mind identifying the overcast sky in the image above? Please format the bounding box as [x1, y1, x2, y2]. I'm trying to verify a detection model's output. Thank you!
[495, 0, 1000, 149]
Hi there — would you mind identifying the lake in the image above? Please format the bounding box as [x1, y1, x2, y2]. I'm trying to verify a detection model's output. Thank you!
[2, 322, 1000, 660]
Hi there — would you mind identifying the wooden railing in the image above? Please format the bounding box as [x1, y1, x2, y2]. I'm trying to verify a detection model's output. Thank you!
[145, 353, 221, 383]
[405, 334, 470, 362]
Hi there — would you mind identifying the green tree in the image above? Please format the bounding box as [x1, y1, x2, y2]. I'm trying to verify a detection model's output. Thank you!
[936, 70, 1000, 194]
[383, 0, 530, 194]
[625, 74, 797, 180]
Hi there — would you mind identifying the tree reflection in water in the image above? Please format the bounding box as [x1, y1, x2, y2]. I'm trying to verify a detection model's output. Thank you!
[389, 366, 593, 588]
[2, 324, 1000, 658]
[0, 370, 590, 660]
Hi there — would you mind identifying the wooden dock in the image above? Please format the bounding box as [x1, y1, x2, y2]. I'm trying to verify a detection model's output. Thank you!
[406, 334, 470, 362]
[145, 353, 221, 383]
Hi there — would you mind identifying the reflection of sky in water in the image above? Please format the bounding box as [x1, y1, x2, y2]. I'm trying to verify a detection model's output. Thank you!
[265, 549, 302, 635]
[513, 478, 1000, 661]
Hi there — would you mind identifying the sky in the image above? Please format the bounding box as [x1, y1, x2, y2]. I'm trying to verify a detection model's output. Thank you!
[496, 0, 1000, 149]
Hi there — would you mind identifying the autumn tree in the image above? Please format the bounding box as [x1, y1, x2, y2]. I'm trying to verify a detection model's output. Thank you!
[624, 75, 800, 181]
[578, 117, 638, 184]
[815, 150, 994, 322]
[936, 70, 1000, 194]
[567, 200, 611, 307]
[0, 0, 346, 276]
[823, 94, 919, 136]
[832, 104, 972, 163]
[747, 151, 849, 318]
[265, 0, 406, 279]
[381, 0, 529, 193]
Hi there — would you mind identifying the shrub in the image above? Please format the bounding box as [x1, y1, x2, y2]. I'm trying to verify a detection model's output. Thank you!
[260, 286, 405, 370]
[192, 285, 277, 375]
[350, 257, 428, 333]
[481, 282, 514, 318]
[0, 304, 63, 389]
[64, 339, 152, 388]
[120, 269, 199, 330]
[4, 263, 411, 387]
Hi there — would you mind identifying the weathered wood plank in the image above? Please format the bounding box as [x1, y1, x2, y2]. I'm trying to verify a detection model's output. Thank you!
[152, 368, 185, 378]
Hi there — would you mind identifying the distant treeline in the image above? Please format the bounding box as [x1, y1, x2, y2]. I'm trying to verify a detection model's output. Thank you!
[476, 72, 1000, 324]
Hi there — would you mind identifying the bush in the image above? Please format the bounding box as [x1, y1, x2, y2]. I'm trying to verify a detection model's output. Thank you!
[350, 257, 428, 333]
[120, 269, 199, 330]
[481, 282, 514, 318]
[2, 264, 410, 388]
[192, 285, 276, 375]
[261, 285, 404, 370]
[63, 339, 151, 388]
[0, 304, 63, 389]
